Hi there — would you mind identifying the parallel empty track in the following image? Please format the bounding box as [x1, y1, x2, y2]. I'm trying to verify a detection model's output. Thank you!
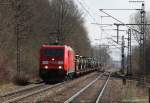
[29, 72, 108, 103]
[64, 72, 111, 103]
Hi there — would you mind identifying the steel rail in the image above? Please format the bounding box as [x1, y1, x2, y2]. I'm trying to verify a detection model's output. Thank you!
[64, 73, 104, 103]
[95, 73, 111, 103]
[3, 82, 65, 103]
[0, 83, 45, 97]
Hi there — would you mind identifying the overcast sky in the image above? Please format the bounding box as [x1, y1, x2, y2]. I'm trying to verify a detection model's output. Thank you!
[75, 0, 150, 61]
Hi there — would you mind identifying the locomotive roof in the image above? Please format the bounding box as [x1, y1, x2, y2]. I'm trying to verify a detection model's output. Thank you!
[42, 45, 74, 51]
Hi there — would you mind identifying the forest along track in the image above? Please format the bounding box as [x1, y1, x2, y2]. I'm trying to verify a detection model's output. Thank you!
[3, 72, 99, 103]
[32, 72, 105, 103]
[64, 72, 111, 103]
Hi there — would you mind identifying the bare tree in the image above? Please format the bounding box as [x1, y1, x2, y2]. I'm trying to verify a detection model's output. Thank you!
[0, 0, 93, 82]
[130, 11, 150, 75]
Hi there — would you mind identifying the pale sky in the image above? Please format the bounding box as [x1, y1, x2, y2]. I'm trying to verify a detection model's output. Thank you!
[75, 0, 150, 61]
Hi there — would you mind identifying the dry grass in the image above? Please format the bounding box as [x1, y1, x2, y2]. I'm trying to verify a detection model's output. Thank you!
[101, 78, 148, 103]
[12, 72, 29, 86]
[0, 83, 20, 95]
[122, 80, 148, 103]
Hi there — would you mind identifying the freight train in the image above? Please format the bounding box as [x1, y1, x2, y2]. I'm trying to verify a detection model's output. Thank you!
[39, 44, 102, 82]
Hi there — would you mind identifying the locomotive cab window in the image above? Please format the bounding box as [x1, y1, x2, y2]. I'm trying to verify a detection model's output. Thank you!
[42, 48, 64, 56]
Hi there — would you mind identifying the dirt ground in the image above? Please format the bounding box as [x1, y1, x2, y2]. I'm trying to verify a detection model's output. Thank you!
[0, 83, 21, 95]
[101, 77, 149, 103]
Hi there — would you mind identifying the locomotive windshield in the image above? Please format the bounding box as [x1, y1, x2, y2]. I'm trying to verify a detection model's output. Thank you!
[42, 48, 64, 57]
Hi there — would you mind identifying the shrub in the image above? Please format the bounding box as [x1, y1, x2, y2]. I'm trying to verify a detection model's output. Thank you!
[13, 72, 29, 86]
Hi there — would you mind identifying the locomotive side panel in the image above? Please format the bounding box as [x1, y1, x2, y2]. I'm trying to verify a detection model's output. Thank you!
[65, 46, 75, 77]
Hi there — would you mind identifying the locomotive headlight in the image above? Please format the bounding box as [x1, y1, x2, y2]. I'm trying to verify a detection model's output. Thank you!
[44, 65, 48, 69]
[58, 66, 62, 69]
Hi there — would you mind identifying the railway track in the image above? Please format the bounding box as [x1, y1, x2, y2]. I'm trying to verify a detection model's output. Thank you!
[64, 72, 111, 103]
[0, 83, 44, 97]
[27, 72, 108, 103]
[2, 72, 98, 103]
[0, 82, 64, 103]
[20, 72, 99, 102]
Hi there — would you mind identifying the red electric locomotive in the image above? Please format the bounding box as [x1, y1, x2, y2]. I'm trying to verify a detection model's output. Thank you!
[39, 44, 75, 81]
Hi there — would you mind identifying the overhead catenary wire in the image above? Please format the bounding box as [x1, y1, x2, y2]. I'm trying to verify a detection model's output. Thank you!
[99, 9, 141, 44]
[102, 30, 123, 46]
[100, 10, 140, 43]
[76, 0, 97, 23]
[128, 0, 144, 3]
[76, 0, 105, 46]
